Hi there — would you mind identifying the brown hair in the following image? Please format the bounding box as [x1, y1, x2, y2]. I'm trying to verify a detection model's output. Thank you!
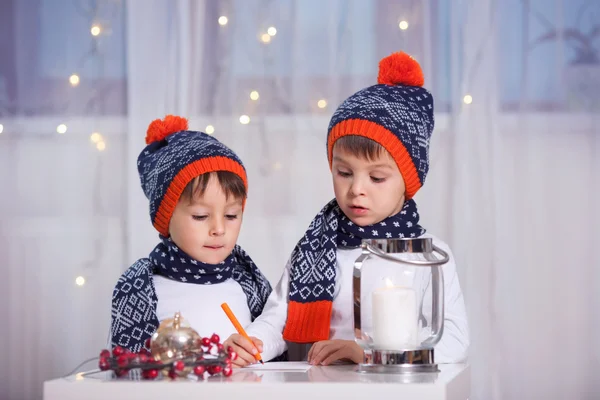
[333, 135, 386, 161]
[181, 171, 246, 203]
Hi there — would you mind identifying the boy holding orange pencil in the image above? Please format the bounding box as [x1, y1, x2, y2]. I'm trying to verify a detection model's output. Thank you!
[224, 53, 470, 366]
[110, 115, 272, 353]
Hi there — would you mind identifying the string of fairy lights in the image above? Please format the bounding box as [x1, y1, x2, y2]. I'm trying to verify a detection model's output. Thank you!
[0, 11, 475, 147]
[0, 8, 475, 290]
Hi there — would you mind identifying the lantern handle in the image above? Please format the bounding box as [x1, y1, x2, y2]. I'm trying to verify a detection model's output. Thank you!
[365, 244, 449, 266]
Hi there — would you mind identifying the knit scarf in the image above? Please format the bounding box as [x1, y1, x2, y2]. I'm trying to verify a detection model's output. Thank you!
[111, 237, 272, 352]
[282, 199, 425, 343]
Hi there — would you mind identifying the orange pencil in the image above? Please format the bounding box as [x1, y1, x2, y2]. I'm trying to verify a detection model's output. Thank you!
[221, 302, 264, 364]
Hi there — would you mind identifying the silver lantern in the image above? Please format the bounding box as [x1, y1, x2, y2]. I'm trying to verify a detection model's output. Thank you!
[353, 237, 449, 373]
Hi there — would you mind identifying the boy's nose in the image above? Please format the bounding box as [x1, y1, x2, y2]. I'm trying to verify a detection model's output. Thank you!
[210, 219, 225, 236]
[349, 180, 365, 196]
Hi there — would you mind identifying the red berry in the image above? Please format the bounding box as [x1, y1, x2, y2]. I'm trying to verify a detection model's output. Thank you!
[117, 354, 129, 367]
[99, 359, 110, 371]
[146, 369, 159, 379]
[112, 346, 125, 357]
[217, 344, 224, 352]
[139, 354, 149, 363]
[201, 337, 211, 347]
[210, 334, 220, 344]
[225, 359, 232, 368]
[100, 349, 111, 359]
[227, 346, 234, 353]
[223, 367, 233, 377]
[193, 365, 206, 376]
[116, 369, 128, 377]
[229, 351, 238, 361]
[139, 348, 150, 356]
[211, 365, 223, 374]
[174, 361, 185, 371]
[168, 370, 178, 380]
[145, 338, 152, 349]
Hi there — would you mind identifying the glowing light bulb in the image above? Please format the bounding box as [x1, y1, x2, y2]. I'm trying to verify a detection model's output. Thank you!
[239, 115, 250, 125]
[96, 141, 106, 151]
[205, 125, 215, 135]
[57, 124, 67, 134]
[260, 33, 271, 43]
[317, 99, 328, 109]
[90, 132, 102, 143]
[218, 16, 228, 26]
[75, 276, 85, 286]
[250, 91, 260, 101]
[69, 74, 80, 86]
[267, 27, 277, 36]
[399, 21, 409, 30]
[463, 94, 473, 104]
[90, 25, 101, 36]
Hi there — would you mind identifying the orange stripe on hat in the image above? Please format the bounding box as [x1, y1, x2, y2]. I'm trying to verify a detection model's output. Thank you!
[153, 156, 248, 237]
[327, 119, 422, 199]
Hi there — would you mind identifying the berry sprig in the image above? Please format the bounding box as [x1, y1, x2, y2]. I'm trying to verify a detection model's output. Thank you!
[99, 334, 237, 380]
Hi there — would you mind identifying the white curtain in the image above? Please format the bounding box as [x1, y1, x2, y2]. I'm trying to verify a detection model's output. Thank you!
[1, 0, 599, 399]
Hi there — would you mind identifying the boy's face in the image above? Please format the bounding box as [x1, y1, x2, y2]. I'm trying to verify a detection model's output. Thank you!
[169, 175, 243, 264]
[331, 144, 406, 227]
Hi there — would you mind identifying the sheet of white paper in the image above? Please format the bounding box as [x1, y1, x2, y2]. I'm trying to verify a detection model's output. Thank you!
[243, 362, 312, 372]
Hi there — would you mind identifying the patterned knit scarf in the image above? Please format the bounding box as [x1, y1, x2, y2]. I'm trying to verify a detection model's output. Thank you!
[111, 238, 272, 352]
[282, 199, 425, 343]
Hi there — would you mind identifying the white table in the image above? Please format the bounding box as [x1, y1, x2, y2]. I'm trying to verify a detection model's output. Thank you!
[44, 363, 470, 400]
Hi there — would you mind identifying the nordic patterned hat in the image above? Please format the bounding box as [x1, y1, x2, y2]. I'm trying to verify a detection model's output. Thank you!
[137, 115, 248, 236]
[327, 52, 434, 199]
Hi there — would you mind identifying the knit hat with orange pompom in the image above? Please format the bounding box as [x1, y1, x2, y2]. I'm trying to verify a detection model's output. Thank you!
[138, 115, 247, 236]
[327, 52, 434, 199]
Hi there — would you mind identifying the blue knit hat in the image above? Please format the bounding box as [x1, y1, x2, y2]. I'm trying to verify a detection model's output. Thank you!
[327, 52, 434, 199]
[137, 115, 247, 236]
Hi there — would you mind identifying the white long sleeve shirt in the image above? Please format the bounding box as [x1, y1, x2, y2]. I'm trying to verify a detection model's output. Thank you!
[153, 276, 253, 340]
[246, 234, 470, 363]
[107, 275, 253, 349]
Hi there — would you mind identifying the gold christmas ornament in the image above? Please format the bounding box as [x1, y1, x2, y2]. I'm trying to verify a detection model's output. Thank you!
[150, 312, 203, 375]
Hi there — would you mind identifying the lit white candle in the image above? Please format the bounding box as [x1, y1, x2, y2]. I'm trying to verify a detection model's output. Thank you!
[372, 278, 418, 350]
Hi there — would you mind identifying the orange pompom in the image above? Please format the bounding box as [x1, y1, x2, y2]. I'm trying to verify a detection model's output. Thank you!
[377, 52, 424, 87]
[145, 115, 189, 144]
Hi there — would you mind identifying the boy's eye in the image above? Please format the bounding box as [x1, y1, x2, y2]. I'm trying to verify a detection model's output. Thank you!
[371, 176, 386, 183]
[337, 170, 352, 178]
[192, 215, 208, 221]
[225, 214, 238, 220]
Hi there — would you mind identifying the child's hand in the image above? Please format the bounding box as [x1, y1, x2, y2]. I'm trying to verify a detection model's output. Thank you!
[223, 334, 263, 367]
[307, 340, 363, 366]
